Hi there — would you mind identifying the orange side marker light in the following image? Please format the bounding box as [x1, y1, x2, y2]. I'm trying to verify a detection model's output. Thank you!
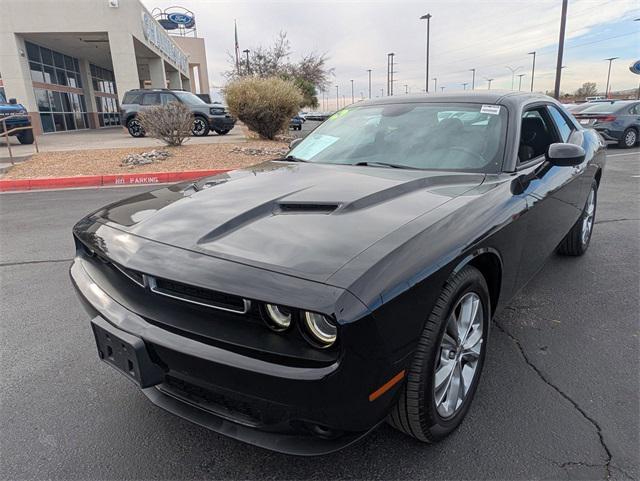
[368, 370, 406, 402]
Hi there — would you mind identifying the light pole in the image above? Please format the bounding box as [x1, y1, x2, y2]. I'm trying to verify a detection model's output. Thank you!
[367, 69, 372, 99]
[553, 0, 568, 99]
[405, 84, 408, 94]
[462, 82, 468, 90]
[350, 79, 354, 104]
[517, 74, 526, 91]
[440, 86, 445, 93]
[420, 13, 432, 93]
[506, 65, 522, 90]
[470, 68, 476, 90]
[604, 57, 619, 98]
[243, 49, 250, 74]
[433, 77, 437, 92]
[486, 78, 494, 89]
[380, 88, 384, 97]
[387, 53, 395, 96]
[335, 85, 339, 110]
[528, 51, 536, 92]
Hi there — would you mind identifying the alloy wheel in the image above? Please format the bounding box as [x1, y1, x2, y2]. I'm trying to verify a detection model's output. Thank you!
[581, 187, 596, 245]
[128, 119, 142, 137]
[434, 292, 484, 419]
[624, 130, 637, 147]
[192, 118, 207, 136]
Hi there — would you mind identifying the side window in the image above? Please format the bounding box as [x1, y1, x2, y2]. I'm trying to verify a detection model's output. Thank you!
[142, 93, 159, 105]
[518, 108, 555, 163]
[547, 105, 573, 142]
[160, 93, 177, 105]
[629, 104, 639, 115]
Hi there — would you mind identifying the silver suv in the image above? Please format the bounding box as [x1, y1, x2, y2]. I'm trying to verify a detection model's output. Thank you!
[120, 89, 236, 138]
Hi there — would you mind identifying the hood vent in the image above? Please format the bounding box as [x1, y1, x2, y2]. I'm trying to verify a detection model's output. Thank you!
[276, 202, 339, 214]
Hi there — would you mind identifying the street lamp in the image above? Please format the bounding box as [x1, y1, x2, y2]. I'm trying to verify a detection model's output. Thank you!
[433, 77, 437, 92]
[469, 68, 476, 90]
[528, 51, 536, 92]
[335, 85, 339, 110]
[367, 69, 372, 99]
[462, 82, 468, 90]
[604, 57, 619, 98]
[420, 13, 432, 93]
[404, 84, 409, 94]
[243, 49, 250, 74]
[517, 73, 526, 91]
[485, 77, 494, 89]
[350, 79, 354, 104]
[506, 65, 522, 90]
[440, 86, 445, 93]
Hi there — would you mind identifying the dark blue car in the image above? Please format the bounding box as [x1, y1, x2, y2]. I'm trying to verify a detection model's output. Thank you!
[0, 91, 34, 144]
[573, 100, 640, 148]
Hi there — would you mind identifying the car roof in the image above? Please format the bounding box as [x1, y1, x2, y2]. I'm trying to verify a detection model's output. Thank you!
[355, 90, 552, 108]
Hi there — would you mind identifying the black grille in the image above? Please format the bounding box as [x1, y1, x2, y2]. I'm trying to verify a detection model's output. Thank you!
[153, 277, 247, 312]
[112, 263, 145, 287]
[161, 376, 273, 427]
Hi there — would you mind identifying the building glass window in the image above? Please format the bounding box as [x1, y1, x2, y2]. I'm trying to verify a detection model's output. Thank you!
[90, 64, 120, 127]
[25, 42, 88, 133]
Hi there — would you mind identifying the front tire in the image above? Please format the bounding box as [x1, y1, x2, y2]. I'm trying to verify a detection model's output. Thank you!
[618, 128, 637, 148]
[388, 265, 490, 442]
[557, 179, 597, 256]
[192, 117, 210, 137]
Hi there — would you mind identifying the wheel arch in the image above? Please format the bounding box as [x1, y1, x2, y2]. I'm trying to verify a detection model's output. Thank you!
[451, 248, 503, 318]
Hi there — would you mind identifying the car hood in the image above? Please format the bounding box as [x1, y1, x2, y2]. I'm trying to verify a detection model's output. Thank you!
[91, 161, 485, 281]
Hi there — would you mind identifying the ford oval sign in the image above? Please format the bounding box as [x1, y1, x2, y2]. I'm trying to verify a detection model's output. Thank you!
[167, 12, 195, 28]
[629, 60, 640, 75]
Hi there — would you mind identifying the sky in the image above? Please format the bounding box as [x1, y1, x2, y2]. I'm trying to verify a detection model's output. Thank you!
[142, 0, 640, 107]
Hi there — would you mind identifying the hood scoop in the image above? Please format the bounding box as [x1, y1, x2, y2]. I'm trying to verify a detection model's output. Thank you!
[275, 202, 340, 215]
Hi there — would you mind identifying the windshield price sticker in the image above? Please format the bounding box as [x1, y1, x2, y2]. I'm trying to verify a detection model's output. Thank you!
[480, 105, 501, 115]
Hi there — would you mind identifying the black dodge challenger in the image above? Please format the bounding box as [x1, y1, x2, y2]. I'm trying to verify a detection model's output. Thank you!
[71, 92, 605, 455]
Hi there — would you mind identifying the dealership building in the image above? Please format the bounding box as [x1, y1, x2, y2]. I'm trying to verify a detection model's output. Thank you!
[0, 0, 210, 135]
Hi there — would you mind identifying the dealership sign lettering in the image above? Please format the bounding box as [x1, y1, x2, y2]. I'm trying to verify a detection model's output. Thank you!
[141, 12, 188, 73]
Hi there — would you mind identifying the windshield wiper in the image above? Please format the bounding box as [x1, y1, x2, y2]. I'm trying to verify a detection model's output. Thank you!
[280, 155, 308, 162]
[351, 161, 415, 169]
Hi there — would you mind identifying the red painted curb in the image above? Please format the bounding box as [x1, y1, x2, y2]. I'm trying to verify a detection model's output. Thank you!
[0, 169, 230, 192]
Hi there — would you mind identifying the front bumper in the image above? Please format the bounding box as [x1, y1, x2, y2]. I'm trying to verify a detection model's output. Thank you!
[70, 256, 405, 455]
[208, 116, 236, 131]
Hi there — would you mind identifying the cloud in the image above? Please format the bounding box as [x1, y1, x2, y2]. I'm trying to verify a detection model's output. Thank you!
[143, 0, 640, 99]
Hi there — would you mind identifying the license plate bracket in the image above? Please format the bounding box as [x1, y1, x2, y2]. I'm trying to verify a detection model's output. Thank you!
[91, 317, 164, 388]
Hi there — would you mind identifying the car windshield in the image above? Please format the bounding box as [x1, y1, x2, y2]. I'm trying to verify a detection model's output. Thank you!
[173, 91, 207, 106]
[288, 102, 507, 173]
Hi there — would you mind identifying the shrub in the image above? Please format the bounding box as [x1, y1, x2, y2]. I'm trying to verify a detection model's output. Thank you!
[224, 76, 303, 140]
[137, 102, 193, 146]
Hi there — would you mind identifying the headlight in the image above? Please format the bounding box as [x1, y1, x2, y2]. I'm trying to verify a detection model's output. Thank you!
[264, 304, 292, 331]
[303, 311, 337, 347]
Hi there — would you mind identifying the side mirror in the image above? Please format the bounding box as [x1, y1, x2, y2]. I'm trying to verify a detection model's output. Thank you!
[8, 98, 17, 105]
[546, 143, 585, 166]
[289, 138, 302, 150]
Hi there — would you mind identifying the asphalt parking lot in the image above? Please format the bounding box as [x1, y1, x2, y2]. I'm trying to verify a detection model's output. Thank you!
[1, 147, 638, 480]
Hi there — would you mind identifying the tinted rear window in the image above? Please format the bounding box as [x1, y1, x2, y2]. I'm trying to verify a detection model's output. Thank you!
[579, 102, 625, 114]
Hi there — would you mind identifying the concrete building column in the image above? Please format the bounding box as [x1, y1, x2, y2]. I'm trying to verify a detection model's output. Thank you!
[78, 58, 99, 129]
[108, 31, 140, 102]
[148, 57, 166, 88]
[181, 74, 191, 93]
[0, 32, 41, 133]
[166, 67, 182, 90]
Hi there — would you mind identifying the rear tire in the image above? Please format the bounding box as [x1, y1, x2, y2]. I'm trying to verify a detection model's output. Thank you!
[17, 129, 34, 145]
[618, 128, 637, 148]
[127, 118, 145, 138]
[388, 265, 490, 442]
[557, 180, 597, 256]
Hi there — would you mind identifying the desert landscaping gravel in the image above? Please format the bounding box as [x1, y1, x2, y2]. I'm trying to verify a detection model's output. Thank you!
[2, 140, 289, 179]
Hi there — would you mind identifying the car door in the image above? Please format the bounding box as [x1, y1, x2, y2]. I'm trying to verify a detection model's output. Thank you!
[514, 103, 587, 286]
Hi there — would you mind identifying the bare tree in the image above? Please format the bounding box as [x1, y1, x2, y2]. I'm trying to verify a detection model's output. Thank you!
[574, 82, 598, 99]
[137, 102, 194, 146]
